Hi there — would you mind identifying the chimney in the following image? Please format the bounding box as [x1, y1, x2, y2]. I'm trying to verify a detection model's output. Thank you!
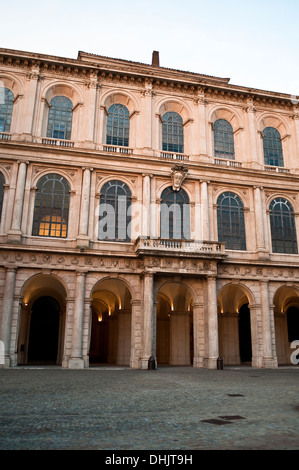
[152, 51, 160, 67]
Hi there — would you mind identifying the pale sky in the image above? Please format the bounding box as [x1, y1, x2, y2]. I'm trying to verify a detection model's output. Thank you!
[1, 0, 299, 96]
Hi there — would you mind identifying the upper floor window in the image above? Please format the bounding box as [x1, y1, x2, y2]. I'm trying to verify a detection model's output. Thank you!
[99, 180, 131, 242]
[160, 187, 190, 239]
[0, 172, 5, 220]
[269, 198, 297, 254]
[46, 96, 73, 140]
[0, 87, 14, 133]
[262, 127, 284, 167]
[162, 112, 184, 153]
[106, 104, 130, 147]
[217, 192, 246, 250]
[32, 174, 70, 238]
[214, 119, 235, 159]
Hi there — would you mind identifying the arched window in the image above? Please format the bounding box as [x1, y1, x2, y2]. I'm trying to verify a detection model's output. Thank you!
[269, 198, 297, 253]
[262, 127, 284, 167]
[217, 192, 246, 250]
[46, 96, 73, 140]
[32, 174, 70, 238]
[99, 180, 131, 241]
[214, 119, 235, 159]
[0, 172, 5, 221]
[106, 104, 130, 147]
[162, 112, 184, 153]
[160, 187, 190, 239]
[0, 87, 14, 133]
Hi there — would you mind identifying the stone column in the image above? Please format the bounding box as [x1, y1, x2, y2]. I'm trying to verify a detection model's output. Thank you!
[22, 67, 40, 141]
[77, 167, 92, 247]
[192, 302, 204, 367]
[245, 100, 260, 168]
[69, 272, 86, 369]
[205, 276, 219, 369]
[142, 80, 153, 152]
[142, 174, 151, 237]
[84, 74, 98, 148]
[0, 268, 16, 367]
[141, 273, 156, 369]
[253, 186, 269, 257]
[196, 90, 208, 160]
[200, 180, 210, 241]
[130, 300, 141, 368]
[8, 160, 28, 241]
[260, 281, 277, 368]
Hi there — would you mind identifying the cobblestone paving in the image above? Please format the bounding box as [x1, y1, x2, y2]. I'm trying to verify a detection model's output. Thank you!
[0, 366, 298, 450]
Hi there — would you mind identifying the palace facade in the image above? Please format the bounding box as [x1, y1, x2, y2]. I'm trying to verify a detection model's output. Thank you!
[0, 47, 298, 369]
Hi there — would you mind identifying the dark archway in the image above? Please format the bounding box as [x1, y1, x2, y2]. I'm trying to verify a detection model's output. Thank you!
[287, 306, 299, 342]
[28, 296, 60, 363]
[238, 303, 252, 363]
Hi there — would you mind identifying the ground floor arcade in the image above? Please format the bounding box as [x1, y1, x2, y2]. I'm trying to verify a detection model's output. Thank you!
[1, 253, 298, 369]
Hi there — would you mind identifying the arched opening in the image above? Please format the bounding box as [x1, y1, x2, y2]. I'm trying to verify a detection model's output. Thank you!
[28, 296, 60, 363]
[218, 284, 252, 366]
[156, 281, 193, 366]
[238, 303, 252, 363]
[18, 275, 67, 366]
[89, 278, 132, 366]
[274, 286, 299, 364]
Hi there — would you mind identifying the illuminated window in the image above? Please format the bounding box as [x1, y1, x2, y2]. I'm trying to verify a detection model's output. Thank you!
[214, 119, 235, 159]
[38, 214, 67, 237]
[162, 112, 184, 153]
[269, 198, 297, 253]
[262, 127, 284, 167]
[217, 192, 246, 250]
[46, 96, 73, 140]
[106, 104, 130, 147]
[0, 87, 14, 133]
[32, 174, 70, 238]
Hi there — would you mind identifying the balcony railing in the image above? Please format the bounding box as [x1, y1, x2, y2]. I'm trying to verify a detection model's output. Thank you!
[135, 236, 226, 256]
[0, 132, 12, 141]
[160, 151, 189, 161]
[42, 138, 74, 148]
[214, 157, 242, 168]
[264, 165, 290, 174]
[102, 144, 133, 155]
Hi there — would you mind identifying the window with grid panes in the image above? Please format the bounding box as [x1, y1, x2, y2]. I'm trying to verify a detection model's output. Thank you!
[46, 96, 73, 140]
[32, 174, 70, 238]
[269, 198, 297, 253]
[0, 88, 14, 133]
[262, 127, 284, 167]
[217, 192, 246, 250]
[99, 180, 131, 241]
[162, 112, 184, 153]
[213, 119, 235, 159]
[160, 187, 190, 239]
[106, 104, 130, 147]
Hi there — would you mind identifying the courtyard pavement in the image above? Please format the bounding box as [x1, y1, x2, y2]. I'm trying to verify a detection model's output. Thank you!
[0, 365, 298, 452]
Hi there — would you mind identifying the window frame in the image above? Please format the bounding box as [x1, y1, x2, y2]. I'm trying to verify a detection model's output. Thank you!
[32, 173, 70, 239]
[213, 119, 235, 159]
[269, 197, 297, 254]
[217, 191, 246, 250]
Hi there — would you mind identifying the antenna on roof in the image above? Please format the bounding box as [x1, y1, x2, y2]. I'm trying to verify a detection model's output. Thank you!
[152, 51, 160, 67]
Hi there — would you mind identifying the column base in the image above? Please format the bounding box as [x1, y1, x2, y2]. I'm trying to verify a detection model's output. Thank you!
[76, 236, 90, 248]
[7, 230, 22, 243]
[203, 357, 218, 369]
[68, 357, 85, 369]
